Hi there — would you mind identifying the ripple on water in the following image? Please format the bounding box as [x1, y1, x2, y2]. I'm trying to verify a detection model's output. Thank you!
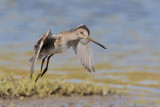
[94, 74, 127, 80]
[109, 84, 160, 96]
[139, 80, 159, 85]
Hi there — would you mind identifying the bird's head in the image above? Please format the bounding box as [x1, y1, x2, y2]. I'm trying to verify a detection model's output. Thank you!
[73, 24, 107, 49]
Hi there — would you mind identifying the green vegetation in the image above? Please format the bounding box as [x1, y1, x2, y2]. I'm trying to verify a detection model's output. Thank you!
[0, 72, 114, 99]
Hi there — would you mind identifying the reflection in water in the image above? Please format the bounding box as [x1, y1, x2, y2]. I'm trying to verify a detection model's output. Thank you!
[0, 0, 160, 99]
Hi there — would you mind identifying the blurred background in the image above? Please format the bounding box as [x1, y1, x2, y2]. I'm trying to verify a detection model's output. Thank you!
[0, 0, 160, 100]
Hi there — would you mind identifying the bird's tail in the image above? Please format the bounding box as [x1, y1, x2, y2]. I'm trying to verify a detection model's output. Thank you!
[29, 57, 33, 62]
[29, 56, 42, 62]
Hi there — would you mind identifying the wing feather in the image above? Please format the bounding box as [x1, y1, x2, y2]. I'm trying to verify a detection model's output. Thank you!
[30, 30, 52, 79]
[72, 39, 95, 72]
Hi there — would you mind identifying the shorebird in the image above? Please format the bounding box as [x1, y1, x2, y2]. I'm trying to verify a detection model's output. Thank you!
[29, 24, 107, 82]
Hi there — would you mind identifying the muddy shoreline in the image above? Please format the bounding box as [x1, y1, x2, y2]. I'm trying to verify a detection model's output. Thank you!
[1, 94, 159, 107]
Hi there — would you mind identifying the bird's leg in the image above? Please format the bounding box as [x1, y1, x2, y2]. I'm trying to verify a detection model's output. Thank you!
[35, 56, 47, 83]
[40, 56, 48, 72]
[41, 54, 54, 77]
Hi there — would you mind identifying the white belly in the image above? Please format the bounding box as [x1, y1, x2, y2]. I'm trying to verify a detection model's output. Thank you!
[48, 44, 71, 54]
[56, 44, 71, 53]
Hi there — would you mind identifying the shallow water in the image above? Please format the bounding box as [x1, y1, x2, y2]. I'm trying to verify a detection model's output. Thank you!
[0, 0, 160, 106]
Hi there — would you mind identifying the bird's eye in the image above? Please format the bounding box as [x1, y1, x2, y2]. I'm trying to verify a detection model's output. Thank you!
[80, 32, 84, 34]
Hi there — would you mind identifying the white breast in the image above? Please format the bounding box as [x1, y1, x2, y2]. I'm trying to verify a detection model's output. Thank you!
[56, 44, 71, 53]
[48, 43, 71, 55]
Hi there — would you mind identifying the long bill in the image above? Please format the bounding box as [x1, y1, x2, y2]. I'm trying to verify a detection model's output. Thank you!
[86, 35, 107, 49]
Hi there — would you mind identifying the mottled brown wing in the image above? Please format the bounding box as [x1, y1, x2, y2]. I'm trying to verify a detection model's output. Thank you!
[30, 30, 51, 79]
[72, 39, 95, 72]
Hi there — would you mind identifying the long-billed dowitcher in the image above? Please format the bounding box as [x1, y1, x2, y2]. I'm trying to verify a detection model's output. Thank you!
[29, 24, 107, 82]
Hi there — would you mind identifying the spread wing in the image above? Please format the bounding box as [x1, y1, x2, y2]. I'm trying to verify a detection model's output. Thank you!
[30, 30, 52, 79]
[72, 39, 95, 72]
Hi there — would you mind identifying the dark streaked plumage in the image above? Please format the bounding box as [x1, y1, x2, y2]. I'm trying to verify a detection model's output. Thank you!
[30, 24, 107, 82]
